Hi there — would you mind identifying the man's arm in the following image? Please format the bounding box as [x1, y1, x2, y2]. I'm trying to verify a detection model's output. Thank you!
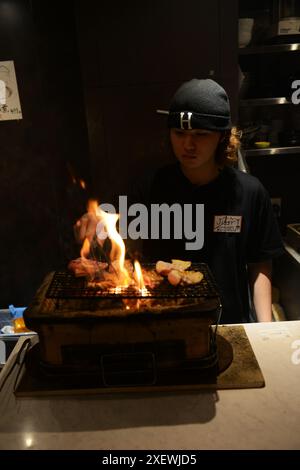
[248, 260, 272, 322]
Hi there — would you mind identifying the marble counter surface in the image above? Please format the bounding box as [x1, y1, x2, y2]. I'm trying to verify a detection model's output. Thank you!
[0, 321, 300, 450]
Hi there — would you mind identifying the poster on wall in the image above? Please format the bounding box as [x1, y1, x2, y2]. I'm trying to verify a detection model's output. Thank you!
[0, 60, 23, 121]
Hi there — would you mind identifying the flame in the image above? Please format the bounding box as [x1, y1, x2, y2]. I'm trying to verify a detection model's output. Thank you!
[110, 286, 122, 295]
[134, 260, 145, 290]
[134, 260, 149, 296]
[80, 237, 90, 258]
[66, 163, 87, 189]
[80, 199, 149, 296]
[95, 205, 130, 287]
[80, 237, 99, 278]
[79, 179, 86, 189]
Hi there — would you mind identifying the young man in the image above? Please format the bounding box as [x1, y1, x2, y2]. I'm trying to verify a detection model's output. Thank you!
[76, 79, 284, 324]
[132, 78, 284, 323]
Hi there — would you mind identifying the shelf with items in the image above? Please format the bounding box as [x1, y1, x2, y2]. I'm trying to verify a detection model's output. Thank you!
[239, 102, 300, 149]
[240, 97, 293, 106]
[239, 0, 300, 236]
[239, 43, 300, 55]
[244, 146, 300, 156]
[238, 2, 300, 155]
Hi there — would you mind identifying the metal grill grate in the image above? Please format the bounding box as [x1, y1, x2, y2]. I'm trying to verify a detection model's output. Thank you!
[46, 263, 219, 299]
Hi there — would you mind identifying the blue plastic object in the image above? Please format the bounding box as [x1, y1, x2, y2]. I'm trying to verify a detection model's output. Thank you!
[8, 305, 27, 319]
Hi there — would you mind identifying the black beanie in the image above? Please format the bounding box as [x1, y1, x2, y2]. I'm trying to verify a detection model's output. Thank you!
[167, 78, 232, 131]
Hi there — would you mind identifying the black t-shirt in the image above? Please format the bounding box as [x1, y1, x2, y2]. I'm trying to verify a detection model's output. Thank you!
[129, 163, 284, 324]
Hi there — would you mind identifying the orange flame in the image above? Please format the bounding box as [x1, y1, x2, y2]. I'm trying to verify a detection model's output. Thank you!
[95, 205, 131, 287]
[79, 179, 86, 189]
[134, 260, 149, 296]
[80, 199, 148, 294]
[134, 260, 145, 290]
[80, 237, 90, 258]
[67, 163, 86, 189]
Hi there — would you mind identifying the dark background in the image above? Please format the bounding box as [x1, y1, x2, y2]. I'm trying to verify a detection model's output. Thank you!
[239, 0, 300, 232]
[0, 0, 238, 307]
[0, 0, 91, 306]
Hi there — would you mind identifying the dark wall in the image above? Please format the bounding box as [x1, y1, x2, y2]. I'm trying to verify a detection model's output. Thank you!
[0, 0, 238, 307]
[76, 0, 238, 203]
[0, 0, 90, 306]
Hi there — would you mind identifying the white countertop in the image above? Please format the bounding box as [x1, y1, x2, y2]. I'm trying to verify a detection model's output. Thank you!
[0, 321, 300, 450]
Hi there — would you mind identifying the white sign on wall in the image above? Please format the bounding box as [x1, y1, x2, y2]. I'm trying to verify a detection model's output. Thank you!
[0, 60, 23, 121]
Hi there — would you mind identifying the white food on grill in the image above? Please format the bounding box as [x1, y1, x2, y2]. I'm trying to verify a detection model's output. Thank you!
[171, 259, 191, 270]
[181, 270, 204, 284]
[168, 269, 182, 286]
[156, 259, 203, 286]
[155, 261, 175, 275]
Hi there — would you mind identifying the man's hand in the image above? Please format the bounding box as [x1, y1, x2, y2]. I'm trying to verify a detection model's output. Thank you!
[73, 200, 103, 244]
[74, 212, 100, 244]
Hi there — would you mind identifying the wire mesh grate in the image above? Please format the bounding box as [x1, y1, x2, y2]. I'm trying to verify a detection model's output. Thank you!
[46, 263, 219, 299]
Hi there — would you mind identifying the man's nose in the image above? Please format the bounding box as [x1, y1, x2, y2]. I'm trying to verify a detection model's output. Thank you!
[183, 135, 196, 150]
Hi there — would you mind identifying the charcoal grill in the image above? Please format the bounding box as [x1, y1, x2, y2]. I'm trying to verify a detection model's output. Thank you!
[24, 263, 222, 387]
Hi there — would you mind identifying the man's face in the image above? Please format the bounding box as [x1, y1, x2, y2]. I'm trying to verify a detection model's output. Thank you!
[170, 128, 222, 170]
